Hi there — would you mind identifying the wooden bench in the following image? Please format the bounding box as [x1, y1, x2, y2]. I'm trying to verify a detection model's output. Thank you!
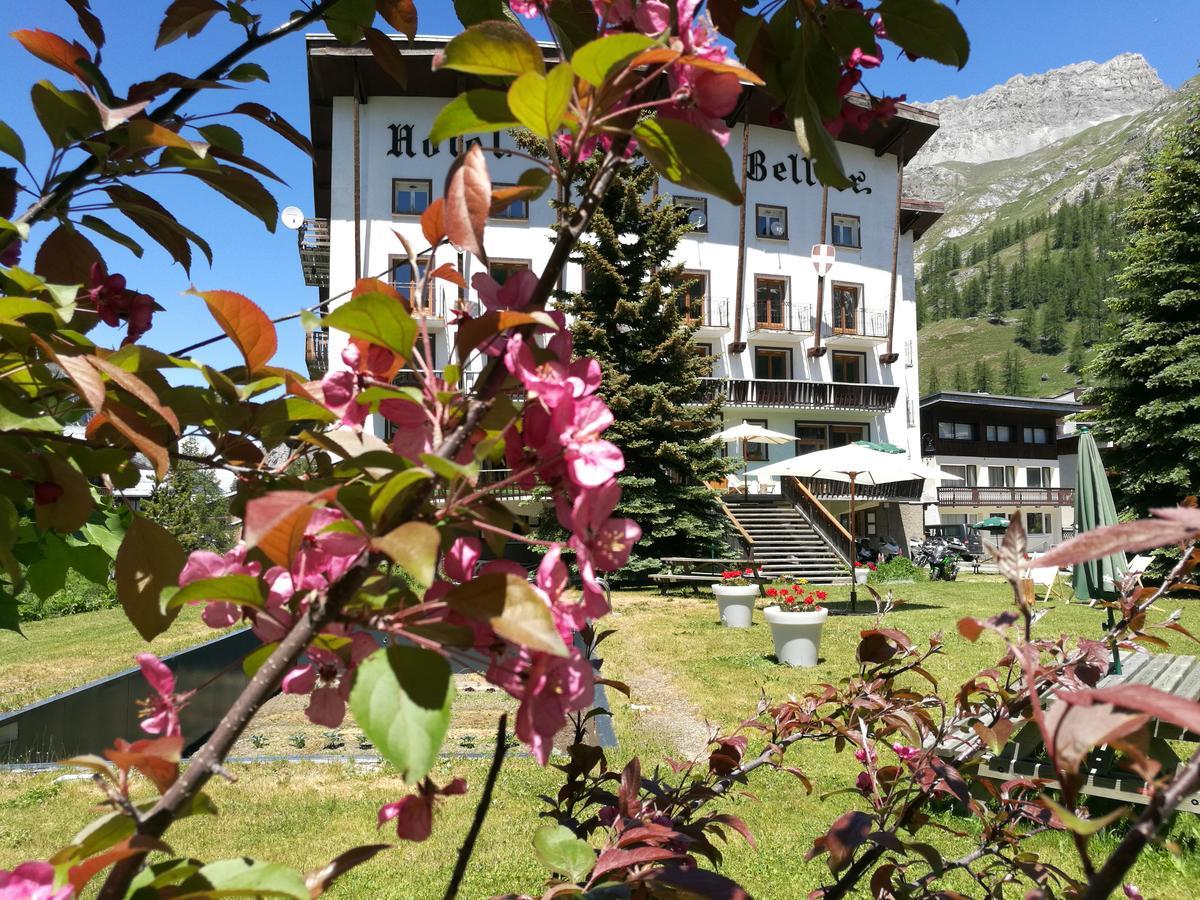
[962, 652, 1200, 814]
[651, 558, 764, 594]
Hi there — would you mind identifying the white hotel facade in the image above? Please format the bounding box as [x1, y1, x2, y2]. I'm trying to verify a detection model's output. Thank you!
[299, 34, 944, 549]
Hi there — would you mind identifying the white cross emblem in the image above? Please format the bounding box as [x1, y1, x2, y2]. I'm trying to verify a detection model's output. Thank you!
[811, 243, 836, 276]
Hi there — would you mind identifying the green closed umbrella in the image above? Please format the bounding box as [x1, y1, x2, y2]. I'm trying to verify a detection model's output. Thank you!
[1071, 426, 1127, 671]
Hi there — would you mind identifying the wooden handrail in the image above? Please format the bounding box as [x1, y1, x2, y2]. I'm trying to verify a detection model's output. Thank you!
[717, 496, 755, 551]
[783, 476, 853, 565]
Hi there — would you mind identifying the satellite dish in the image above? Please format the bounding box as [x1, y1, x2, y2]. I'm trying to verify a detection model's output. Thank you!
[281, 206, 305, 230]
[770, 221, 785, 237]
[688, 209, 706, 228]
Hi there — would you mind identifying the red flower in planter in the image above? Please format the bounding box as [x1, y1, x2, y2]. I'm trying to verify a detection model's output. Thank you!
[766, 588, 777, 597]
[815, 590, 827, 601]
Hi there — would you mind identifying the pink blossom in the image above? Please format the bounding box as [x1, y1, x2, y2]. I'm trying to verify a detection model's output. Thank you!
[892, 743, 920, 762]
[445, 537, 483, 582]
[1123, 887, 1145, 900]
[633, 0, 670, 33]
[378, 778, 467, 842]
[848, 46, 882, 68]
[178, 546, 262, 629]
[553, 395, 624, 488]
[509, 0, 547, 18]
[491, 646, 594, 764]
[136, 653, 182, 737]
[472, 269, 538, 314]
[85, 262, 156, 346]
[380, 398, 433, 462]
[590, 0, 635, 26]
[855, 770, 873, 795]
[662, 64, 741, 145]
[282, 630, 377, 728]
[854, 744, 877, 765]
[319, 369, 368, 428]
[0, 862, 72, 900]
[504, 334, 602, 407]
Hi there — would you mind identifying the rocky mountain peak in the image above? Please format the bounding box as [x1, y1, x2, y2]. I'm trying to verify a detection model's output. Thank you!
[911, 53, 1169, 167]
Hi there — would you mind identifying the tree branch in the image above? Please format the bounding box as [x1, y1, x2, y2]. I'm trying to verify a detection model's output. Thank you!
[443, 713, 509, 900]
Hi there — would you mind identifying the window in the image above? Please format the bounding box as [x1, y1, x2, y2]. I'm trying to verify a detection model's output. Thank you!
[743, 419, 769, 461]
[693, 343, 712, 357]
[754, 277, 786, 329]
[832, 283, 861, 333]
[944, 464, 978, 486]
[756, 204, 787, 239]
[490, 183, 529, 220]
[488, 259, 530, 286]
[832, 351, 864, 384]
[986, 424, 1012, 442]
[753, 347, 788, 380]
[794, 423, 827, 455]
[831, 214, 861, 248]
[674, 195, 707, 232]
[1026, 512, 1050, 535]
[829, 424, 866, 448]
[865, 510, 878, 536]
[676, 271, 708, 322]
[988, 465, 1016, 488]
[1023, 426, 1051, 445]
[392, 178, 431, 215]
[938, 421, 975, 441]
[390, 256, 430, 307]
[1025, 466, 1053, 488]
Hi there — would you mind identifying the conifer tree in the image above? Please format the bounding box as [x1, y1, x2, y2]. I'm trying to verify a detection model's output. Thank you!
[1038, 294, 1067, 354]
[1087, 102, 1200, 513]
[1016, 303, 1037, 349]
[140, 438, 234, 554]
[924, 366, 941, 394]
[1067, 323, 1087, 376]
[952, 364, 970, 391]
[1001, 348, 1028, 395]
[545, 155, 731, 580]
[971, 360, 993, 393]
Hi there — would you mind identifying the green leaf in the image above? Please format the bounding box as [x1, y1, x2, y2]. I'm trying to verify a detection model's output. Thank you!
[242, 641, 278, 677]
[198, 123, 244, 155]
[374, 521, 439, 589]
[428, 90, 521, 146]
[0, 590, 22, 636]
[453, 0, 516, 28]
[822, 7, 877, 57]
[115, 514, 185, 641]
[507, 62, 573, 138]
[571, 33, 656, 87]
[633, 117, 743, 205]
[0, 120, 26, 164]
[790, 88, 851, 190]
[533, 824, 595, 883]
[877, 0, 970, 68]
[349, 646, 454, 782]
[437, 21, 545, 78]
[419, 452, 479, 483]
[188, 165, 278, 232]
[369, 467, 433, 527]
[324, 0, 376, 44]
[445, 573, 568, 656]
[179, 858, 308, 899]
[164, 574, 266, 612]
[227, 62, 269, 83]
[1038, 796, 1128, 835]
[544, 0, 599, 58]
[30, 80, 100, 148]
[78, 215, 144, 258]
[324, 292, 416, 358]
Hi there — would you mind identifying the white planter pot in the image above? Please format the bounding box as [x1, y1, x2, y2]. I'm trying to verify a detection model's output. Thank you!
[855, 569, 869, 584]
[764, 605, 829, 667]
[711, 584, 758, 628]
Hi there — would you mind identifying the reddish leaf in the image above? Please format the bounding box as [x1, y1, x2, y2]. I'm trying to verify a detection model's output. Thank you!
[243, 490, 330, 567]
[590, 846, 683, 882]
[68, 835, 168, 893]
[420, 199, 445, 246]
[454, 309, 545, 360]
[305, 844, 391, 898]
[377, 0, 418, 40]
[1036, 517, 1200, 569]
[114, 514, 185, 641]
[443, 143, 490, 263]
[429, 262, 466, 290]
[709, 813, 756, 848]
[156, 0, 225, 48]
[1062, 684, 1200, 737]
[646, 867, 750, 899]
[34, 454, 93, 534]
[39, 346, 106, 412]
[857, 629, 909, 664]
[88, 354, 180, 434]
[64, 0, 105, 48]
[34, 223, 101, 286]
[106, 184, 209, 273]
[231, 102, 314, 157]
[187, 288, 277, 372]
[1043, 697, 1148, 772]
[86, 401, 170, 479]
[188, 165, 278, 231]
[12, 29, 91, 79]
[365, 27, 408, 88]
[90, 96, 151, 132]
[122, 120, 208, 157]
[1151, 506, 1200, 530]
[806, 810, 871, 872]
[104, 735, 182, 793]
[618, 757, 641, 818]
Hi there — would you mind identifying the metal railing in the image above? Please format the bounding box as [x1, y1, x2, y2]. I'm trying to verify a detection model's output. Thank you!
[681, 297, 730, 328]
[938, 486, 1075, 507]
[751, 300, 813, 333]
[298, 217, 329, 288]
[822, 305, 889, 339]
[801, 476, 925, 502]
[700, 378, 898, 411]
[388, 281, 451, 318]
[305, 329, 329, 378]
[782, 476, 853, 566]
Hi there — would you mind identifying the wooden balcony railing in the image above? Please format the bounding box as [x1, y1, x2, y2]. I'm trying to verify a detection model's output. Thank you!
[700, 378, 898, 411]
[937, 486, 1075, 507]
[801, 476, 925, 502]
[782, 476, 852, 566]
[305, 329, 329, 378]
[752, 300, 813, 333]
[298, 217, 329, 288]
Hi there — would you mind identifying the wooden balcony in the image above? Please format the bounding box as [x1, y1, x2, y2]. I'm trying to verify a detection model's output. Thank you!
[298, 217, 329, 288]
[937, 486, 1075, 507]
[801, 476, 925, 502]
[701, 378, 898, 411]
[305, 329, 328, 378]
[681, 297, 730, 329]
[388, 281, 447, 319]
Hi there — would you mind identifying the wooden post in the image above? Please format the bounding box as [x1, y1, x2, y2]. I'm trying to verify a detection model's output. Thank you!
[352, 63, 362, 282]
[808, 185, 830, 358]
[730, 113, 751, 354]
[880, 135, 905, 365]
[849, 474, 858, 612]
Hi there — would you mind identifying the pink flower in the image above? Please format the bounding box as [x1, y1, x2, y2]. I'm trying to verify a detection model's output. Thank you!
[662, 66, 741, 145]
[1123, 887, 1145, 900]
[855, 770, 873, 795]
[854, 744, 877, 765]
[445, 537, 483, 582]
[378, 777, 468, 842]
[892, 743, 920, 762]
[553, 395, 624, 488]
[85, 262, 156, 346]
[379, 397, 434, 462]
[136, 653, 182, 737]
[0, 862, 72, 900]
[492, 646, 594, 764]
[848, 46, 882, 69]
[633, 0, 670, 32]
[472, 269, 538, 314]
[282, 630, 377, 727]
[509, 0, 547, 18]
[319, 369, 368, 429]
[178, 546, 262, 629]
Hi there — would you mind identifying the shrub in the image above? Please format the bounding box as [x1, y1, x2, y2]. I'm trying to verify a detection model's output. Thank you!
[867, 556, 926, 584]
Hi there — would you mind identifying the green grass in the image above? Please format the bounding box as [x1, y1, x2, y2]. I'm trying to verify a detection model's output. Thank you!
[919, 316, 1093, 397]
[0, 606, 232, 713]
[3, 582, 1200, 897]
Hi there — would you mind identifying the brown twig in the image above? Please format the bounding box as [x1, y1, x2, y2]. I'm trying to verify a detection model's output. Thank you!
[443, 713, 509, 900]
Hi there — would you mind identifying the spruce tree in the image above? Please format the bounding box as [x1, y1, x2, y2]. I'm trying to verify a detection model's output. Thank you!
[141, 438, 234, 554]
[1067, 323, 1087, 376]
[546, 155, 731, 581]
[1001, 348, 1028, 395]
[952, 364, 970, 391]
[1087, 101, 1200, 513]
[924, 366, 941, 394]
[971, 359, 993, 393]
[1016, 303, 1037, 349]
[1038, 294, 1066, 354]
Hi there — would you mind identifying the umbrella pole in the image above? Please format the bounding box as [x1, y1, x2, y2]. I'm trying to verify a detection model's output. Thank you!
[849, 475, 857, 613]
[1106, 604, 1122, 675]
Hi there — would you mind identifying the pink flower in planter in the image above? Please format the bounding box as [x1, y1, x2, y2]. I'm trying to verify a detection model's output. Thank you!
[378, 777, 468, 841]
[0, 861, 72, 900]
[136, 653, 183, 738]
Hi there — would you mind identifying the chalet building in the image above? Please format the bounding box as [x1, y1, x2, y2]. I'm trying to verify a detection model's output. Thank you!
[297, 34, 943, 579]
[919, 391, 1083, 552]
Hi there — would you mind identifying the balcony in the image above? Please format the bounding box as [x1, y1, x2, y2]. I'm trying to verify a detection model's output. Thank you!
[681, 297, 730, 330]
[388, 282, 458, 321]
[305, 329, 329, 378]
[298, 218, 329, 288]
[820, 306, 889, 347]
[801, 476, 925, 502]
[937, 486, 1075, 507]
[701, 378, 898, 411]
[751, 300, 812, 335]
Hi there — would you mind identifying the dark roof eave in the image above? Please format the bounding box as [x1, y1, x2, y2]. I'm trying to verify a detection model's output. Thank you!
[919, 391, 1083, 415]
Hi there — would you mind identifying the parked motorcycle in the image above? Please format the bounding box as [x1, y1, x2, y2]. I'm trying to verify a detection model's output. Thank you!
[911, 537, 965, 581]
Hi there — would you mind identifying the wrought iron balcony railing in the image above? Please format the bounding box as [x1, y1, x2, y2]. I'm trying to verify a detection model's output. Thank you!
[752, 300, 813, 333]
[680, 297, 730, 328]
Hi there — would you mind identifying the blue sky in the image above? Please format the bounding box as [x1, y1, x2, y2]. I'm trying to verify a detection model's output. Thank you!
[1, 1, 1194, 372]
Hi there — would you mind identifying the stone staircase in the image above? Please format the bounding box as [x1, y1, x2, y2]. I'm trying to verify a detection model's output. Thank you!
[725, 500, 849, 583]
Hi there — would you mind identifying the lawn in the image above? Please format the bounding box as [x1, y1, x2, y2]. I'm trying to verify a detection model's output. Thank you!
[3, 580, 1200, 898]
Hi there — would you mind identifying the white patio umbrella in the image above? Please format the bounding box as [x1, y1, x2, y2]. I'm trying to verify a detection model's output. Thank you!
[754, 444, 962, 610]
[712, 421, 797, 494]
